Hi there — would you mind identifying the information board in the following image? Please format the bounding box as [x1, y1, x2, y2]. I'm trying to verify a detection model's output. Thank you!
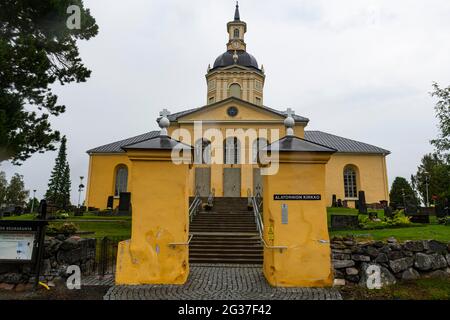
[0, 233, 36, 261]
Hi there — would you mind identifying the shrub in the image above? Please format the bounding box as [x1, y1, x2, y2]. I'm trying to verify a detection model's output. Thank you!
[47, 222, 79, 235]
[358, 210, 411, 230]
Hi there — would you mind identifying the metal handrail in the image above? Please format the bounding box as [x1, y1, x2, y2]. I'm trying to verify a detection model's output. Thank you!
[168, 233, 194, 248]
[250, 192, 288, 251]
[189, 189, 202, 222]
[207, 188, 215, 208]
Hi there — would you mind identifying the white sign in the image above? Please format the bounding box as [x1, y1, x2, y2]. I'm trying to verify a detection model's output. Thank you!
[0, 233, 35, 261]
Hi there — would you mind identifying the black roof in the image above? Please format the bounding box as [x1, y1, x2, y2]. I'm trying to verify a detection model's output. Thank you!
[87, 130, 390, 155]
[212, 51, 259, 71]
[265, 136, 337, 153]
[123, 135, 192, 151]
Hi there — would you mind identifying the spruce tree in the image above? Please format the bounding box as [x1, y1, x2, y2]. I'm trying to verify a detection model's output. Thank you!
[45, 136, 71, 209]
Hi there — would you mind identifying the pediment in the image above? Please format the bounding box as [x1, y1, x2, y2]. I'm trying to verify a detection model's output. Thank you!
[177, 98, 285, 122]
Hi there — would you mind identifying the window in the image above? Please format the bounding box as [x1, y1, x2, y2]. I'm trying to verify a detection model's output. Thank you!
[208, 96, 215, 104]
[234, 28, 239, 39]
[252, 138, 268, 163]
[343, 166, 358, 198]
[114, 165, 128, 197]
[194, 139, 211, 164]
[229, 83, 241, 98]
[224, 137, 241, 164]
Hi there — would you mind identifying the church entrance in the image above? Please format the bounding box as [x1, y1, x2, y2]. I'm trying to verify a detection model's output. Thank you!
[223, 168, 241, 197]
[253, 168, 263, 196]
[195, 167, 211, 197]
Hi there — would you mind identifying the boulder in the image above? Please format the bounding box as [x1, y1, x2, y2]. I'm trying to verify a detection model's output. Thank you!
[430, 254, 447, 270]
[374, 253, 388, 264]
[426, 240, 447, 254]
[365, 246, 380, 258]
[388, 243, 402, 251]
[372, 241, 385, 248]
[333, 269, 345, 279]
[401, 268, 420, 280]
[403, 240, 424, 252]
[333, 279, 346, 286]
[60, 237, 80, 251]
[351, 254, 371, 262]
[387, 237, 397, 243]
[446, 254, 450, 267]
[414, 253, 433, 271]
[332, 253, 351, 260]
[388, 250, 404, 261]
[389, 257, 413, 273]
[333, 260, 355, 269]
[359, 263, 396, 288]
[422, 270, 450, 279]
[346, 275, 360, 283]
[346, 267, 359, 275]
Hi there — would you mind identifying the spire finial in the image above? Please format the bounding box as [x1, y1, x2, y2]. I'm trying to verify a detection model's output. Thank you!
[158, 109, 171, 136]
[284, 108, 295, 136]
[234, 1, 240, 21]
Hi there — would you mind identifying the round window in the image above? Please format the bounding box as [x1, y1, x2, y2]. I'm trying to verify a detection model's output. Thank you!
[227, 106, 238, 117]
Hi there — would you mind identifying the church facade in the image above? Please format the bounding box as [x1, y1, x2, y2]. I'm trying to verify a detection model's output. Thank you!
[85, 6, 390, 211]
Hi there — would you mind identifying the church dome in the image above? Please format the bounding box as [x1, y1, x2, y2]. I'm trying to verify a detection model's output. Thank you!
[212, 50, 260, 70]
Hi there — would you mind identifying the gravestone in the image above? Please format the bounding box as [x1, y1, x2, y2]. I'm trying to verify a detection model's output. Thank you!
[107, 196, 114, 209]
[368, 211, 378, 220]
[332, 194, 337, 207]
[409, 214, 430, 224]
[358, 191, 367, 214]
[384, 206, 393, 218]
[117, 192, 131, 216]
[37, 200, 47, 219]
[330, 215, 359, 230]
[337, 199, 342, 208]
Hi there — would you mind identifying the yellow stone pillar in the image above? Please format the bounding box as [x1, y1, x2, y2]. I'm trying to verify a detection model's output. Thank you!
[261, 134, 336, 287]
[115, 112, 193, 285]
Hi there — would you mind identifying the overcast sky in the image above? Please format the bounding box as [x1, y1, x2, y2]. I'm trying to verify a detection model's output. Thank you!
[2, 0, 450, 204]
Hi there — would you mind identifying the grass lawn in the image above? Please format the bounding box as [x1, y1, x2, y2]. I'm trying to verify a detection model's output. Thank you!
[327, 207, 450, 242]
[340, 278, 450, 300]
[2, 213, 131, 240]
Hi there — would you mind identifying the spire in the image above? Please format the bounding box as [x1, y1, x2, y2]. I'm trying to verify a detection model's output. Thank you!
[234, 1, 240, 21]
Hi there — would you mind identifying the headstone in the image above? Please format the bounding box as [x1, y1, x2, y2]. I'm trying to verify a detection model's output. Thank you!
[330, 215, 359, 230]
[409, 214, 430, 224]
[118, 192, 131, 216]
[358, 191, 367, 214]
[107, 196, 114, 209]
[342, 200, 348, 208]
[38, 200, 47, 219]
[332, 194, 337, 207]
[337, 199, 342, 208]
[384, 206, 393, 218]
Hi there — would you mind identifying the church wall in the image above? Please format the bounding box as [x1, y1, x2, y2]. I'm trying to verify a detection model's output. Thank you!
[86, 154, 132, 210]
[324, 153, 389, 207]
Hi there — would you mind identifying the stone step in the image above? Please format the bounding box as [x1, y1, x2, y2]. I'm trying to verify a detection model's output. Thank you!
[189, 257, 263, 264]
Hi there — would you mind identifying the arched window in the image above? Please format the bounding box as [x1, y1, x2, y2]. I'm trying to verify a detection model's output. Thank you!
[343, 165, 358, 198]
[194, 139, 211, 164]
[252, 138, 268, 163]
[234, 28, 240, 39]
[114, 165, 128, 197]
[224, 137, 241, 164]
[229, 83, 241, 98]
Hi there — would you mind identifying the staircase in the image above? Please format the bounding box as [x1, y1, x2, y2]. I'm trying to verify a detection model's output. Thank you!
[189, 197, 263, 264]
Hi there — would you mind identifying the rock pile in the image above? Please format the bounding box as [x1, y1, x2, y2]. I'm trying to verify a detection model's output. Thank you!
[331, 236, 450, 286]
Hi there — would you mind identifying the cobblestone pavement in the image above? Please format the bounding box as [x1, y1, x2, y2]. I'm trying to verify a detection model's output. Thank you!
[104, 264, 342, 300]
[82, 275, 115, 286]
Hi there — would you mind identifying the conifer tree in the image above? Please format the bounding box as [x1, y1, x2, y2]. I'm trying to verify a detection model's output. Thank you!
[45, 136, 71, 209]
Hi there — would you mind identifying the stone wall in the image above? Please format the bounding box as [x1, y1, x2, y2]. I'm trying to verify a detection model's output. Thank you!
[332, 236, 450, 286]
[0, 235, 96, 289]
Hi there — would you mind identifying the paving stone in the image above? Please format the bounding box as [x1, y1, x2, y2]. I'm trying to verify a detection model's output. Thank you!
[103, 265, 342, 300]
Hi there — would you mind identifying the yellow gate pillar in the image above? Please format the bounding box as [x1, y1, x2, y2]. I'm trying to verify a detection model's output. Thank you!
[260, 111, 336, 287]
[115, 111, 193, 285]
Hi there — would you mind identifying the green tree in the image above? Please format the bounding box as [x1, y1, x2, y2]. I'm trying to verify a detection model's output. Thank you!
[26, 197, 40, 213]
[0, 0, 98, 164]
[411, 153, 450, 206]
[5, 173, 29, 206]
[389, 177, 417, 208]
[430, 82, 450, 161]
[45, 136, 71, 209]
[0, 171, 7, 206]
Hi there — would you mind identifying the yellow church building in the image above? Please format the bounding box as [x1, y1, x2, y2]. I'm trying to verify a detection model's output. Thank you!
[85, 4, 390, 212]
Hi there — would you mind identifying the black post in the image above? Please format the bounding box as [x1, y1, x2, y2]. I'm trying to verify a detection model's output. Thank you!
[33, 200, 47, 290]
